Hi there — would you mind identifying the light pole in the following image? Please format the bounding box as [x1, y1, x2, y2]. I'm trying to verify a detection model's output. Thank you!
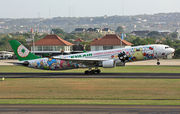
[31, 29, 35, 54]
[121, 33, 123, 48]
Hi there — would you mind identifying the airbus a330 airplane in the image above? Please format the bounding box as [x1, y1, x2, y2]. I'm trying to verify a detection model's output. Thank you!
[9, 40, 175, 74]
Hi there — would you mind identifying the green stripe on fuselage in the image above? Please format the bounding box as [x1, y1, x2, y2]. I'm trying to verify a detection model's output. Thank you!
[71, 53, 92, 58]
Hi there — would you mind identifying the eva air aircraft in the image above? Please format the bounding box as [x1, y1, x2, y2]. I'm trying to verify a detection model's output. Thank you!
[9, 40, 175, 74]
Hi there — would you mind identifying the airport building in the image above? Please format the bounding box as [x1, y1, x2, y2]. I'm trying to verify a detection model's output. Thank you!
[29, 35, 74, 57]
[89, 34, 133, 51]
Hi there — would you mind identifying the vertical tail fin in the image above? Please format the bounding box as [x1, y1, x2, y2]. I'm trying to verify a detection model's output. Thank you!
[9, 40, 42, 61]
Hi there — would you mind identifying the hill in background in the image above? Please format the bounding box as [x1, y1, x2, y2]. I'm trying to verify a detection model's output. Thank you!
[0, 12, 180, 33]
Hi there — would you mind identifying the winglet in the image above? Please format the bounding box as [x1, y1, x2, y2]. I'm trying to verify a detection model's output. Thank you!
[9, 40, 42, 61]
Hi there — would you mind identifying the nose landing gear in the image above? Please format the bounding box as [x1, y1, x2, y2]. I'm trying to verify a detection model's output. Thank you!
[157, 58, 160, 65]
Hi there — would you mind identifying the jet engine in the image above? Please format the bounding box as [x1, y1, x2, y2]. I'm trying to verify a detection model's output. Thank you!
[102, 59, 116, 68]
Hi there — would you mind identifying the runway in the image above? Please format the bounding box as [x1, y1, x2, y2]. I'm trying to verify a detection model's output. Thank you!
[0, 105, 179, 114]
[1, 72, 180, 79]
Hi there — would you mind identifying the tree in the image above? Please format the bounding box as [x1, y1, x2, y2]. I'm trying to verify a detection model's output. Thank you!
[0, 36, 13, 51]
[64, 35, 77, 41]
[169, 32, 177, 41]
[115, 26, 124, 33]
[80, 41, 92, 51]
[165, 39, 174, 47]
[23, 33, 31, 38]
[130, 37, 156, 46]
[147, 31, 160, 38]
[0, 40, 6, 51]
[174, 49, 180, 58]
[51, 29, 65, 34]
[145, 37, 156, 44]
[132, 37, 141, 46]
[148, 31, 160, 36]
[126, 35, 136, 43]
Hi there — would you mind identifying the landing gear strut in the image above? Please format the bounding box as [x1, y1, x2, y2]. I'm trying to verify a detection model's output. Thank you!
[157, 58, 160, 65]
[84, 68, 101, 74]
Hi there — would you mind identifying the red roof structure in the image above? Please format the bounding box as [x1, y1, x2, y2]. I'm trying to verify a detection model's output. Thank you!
[89, 34, 133, 46]
[92, 38, 102, 42]
[74, 38, 84, 42]
[29, 35, 74, 46]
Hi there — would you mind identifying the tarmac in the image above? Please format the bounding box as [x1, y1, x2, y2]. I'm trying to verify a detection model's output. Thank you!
[0, 105, 180, 114]
[1, 72, 180, 79]
[0, 59, 18, 66]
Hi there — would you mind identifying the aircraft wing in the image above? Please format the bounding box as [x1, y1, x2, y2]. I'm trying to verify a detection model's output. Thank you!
[53, 56, 109, 63]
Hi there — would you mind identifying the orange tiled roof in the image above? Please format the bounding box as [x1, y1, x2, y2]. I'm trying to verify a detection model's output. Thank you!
[74, 38, 84, 42]
[89, 34, 133, 46]
[29, 35, 74, 46]
[92, 38, 102, 42]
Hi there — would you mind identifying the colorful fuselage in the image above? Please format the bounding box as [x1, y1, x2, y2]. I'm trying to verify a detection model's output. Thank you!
[26, 44, 174, 70]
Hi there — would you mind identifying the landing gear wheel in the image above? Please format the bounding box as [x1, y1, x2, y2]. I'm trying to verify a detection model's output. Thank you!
[157, 62, 160, 65]
[85, 70, 90, 74]
[96, 69, 101, 74]
[90, 70, 95, 74]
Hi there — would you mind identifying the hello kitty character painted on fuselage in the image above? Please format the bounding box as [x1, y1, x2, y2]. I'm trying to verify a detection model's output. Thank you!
[132, 48, 143, 60]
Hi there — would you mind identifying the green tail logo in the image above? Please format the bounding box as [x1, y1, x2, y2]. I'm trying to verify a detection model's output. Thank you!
[9, 40, 42, 61]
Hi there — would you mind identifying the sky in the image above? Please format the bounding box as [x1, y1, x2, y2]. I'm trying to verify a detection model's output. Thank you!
[1, 0, 180, 18]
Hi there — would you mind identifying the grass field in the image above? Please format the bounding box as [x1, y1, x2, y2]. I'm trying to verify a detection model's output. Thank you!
[0, 65, 180, 73]
[0, 78, 180, 105]
[0, 65, 180, 105]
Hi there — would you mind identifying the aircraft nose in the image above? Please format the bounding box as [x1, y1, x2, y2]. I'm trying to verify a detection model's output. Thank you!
[171, 48, 175, 53]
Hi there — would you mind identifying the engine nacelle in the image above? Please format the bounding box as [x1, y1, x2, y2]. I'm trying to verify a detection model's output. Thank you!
[116, 62, 126, 66]
[116, 60, 126, 66]
[102, 60, 116, 68]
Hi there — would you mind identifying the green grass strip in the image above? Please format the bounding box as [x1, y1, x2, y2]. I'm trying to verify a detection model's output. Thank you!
[0, 99, 180, 105]
[0, 65, 180, 73]
[0, 78, 180, 105]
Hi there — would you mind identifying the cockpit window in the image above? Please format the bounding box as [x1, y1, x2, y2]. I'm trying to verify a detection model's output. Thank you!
[165, 47, 169, 49]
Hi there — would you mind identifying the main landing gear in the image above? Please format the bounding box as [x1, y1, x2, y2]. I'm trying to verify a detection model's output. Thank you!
[157, 58, 160, 65]
[84, 68, 101, 74]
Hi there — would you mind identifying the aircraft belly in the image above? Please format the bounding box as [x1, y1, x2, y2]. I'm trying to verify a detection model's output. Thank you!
[28, 58, 87, 70]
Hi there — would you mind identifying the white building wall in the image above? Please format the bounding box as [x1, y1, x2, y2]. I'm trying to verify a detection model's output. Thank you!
[113, 45, 132, 49]
[90, 46, 96, 51]
[31, 45, 73, 52]
[65, 46, 67, 51]
[91, 46, 103, 51]
[113, 46, 125, 49]
[125, 46, 132, 48]
[91, 45, 132, 51]
[64, 46, 72, 51]
[99, 46, 103, 51]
